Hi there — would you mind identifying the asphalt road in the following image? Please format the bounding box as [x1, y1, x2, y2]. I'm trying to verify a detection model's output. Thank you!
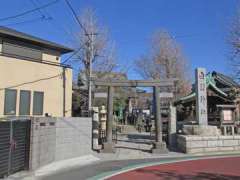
[109, 157, 240, 180]
[39, 157, 186, 180]
[39, 155, 240, 180]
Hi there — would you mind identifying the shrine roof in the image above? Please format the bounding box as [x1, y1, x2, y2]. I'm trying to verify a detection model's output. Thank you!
[175, 71, 235, 104]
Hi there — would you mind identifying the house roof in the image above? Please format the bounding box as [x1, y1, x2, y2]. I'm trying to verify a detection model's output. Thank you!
[0, 26, 73, 54]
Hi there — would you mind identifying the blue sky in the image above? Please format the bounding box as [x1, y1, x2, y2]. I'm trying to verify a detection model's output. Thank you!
[0, 0, 239, 80]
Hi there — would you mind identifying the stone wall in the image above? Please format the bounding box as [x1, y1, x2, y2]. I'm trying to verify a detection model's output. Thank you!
[29, 117, 92, 170]
[177, 135, 240, 153]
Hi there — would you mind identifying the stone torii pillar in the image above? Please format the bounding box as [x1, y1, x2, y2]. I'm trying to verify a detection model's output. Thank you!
[102, 86, 115, 153]
[152, 86, 168, 153]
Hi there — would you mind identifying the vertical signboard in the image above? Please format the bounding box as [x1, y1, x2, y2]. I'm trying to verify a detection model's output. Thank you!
[195, 68, 208, 125]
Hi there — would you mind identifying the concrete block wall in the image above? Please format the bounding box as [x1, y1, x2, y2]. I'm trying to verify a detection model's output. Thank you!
[29, 117, 92, 170]
[177, 135, 240, 153]
[55, 117, 92, 161]
[29, 117, 56, 170]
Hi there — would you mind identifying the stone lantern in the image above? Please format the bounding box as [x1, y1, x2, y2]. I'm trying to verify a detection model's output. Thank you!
[100, 106, 107, 130]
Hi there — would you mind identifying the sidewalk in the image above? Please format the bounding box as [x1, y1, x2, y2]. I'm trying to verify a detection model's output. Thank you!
[3, 155, 100, 180]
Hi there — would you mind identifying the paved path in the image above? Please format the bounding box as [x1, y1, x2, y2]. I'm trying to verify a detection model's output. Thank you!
[96, 129, 179, 161]
[97, 132, 157, 160]
[108, 156, 240, 180]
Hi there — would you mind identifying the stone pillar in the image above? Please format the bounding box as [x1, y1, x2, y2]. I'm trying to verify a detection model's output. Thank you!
[92, 107, 100, 150]
[195, 68, 208, 125]
[152, 86, 168, 153]
[154, 86, 161, 142]
[220, 109, 224, 124]
[100, 106, 107, 131]
[190, 105, 194, 121]
[232, 109, 236, 122]
[168, 105, 177, 150]
[236, 103, 240, 121]
[223, 126, 227, 135]
[102, 86, 115, 153]
[128, 98, 133, 114]
[231, 126, 235, 135]
[124, 111, 128, 125]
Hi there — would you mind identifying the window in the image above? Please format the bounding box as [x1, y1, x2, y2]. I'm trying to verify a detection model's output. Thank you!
[223, 110, 232, 121]
[33, 91, 44, 115]
[4, 89, 17, 115]
[19, 90, 31, 115]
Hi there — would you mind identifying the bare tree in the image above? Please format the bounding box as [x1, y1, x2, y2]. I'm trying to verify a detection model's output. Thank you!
[228, 9, 240, 81]
[73, 8, 118, 78]
[135, 30, 191, 97]
[71, 8, 119, 114]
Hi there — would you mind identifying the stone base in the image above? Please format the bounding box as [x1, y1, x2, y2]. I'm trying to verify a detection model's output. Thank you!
[177, 135, 240, 154]
[151, 142, 168, 154]
[168, 133, 177, 151]
[183, 125, 221, 136]
[101, 142, 115, 153]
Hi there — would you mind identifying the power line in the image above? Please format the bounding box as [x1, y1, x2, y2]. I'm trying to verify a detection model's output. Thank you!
[0, 0, 60, 22]
[31, 0, 77, 44]
[29, 0, 48, 18]
[2, 16, 51, 27]
[0, 73, 62, 91]
[62, 47, 83, 64]
[64, 0, 91, 39]
[29, 0, 82, 65]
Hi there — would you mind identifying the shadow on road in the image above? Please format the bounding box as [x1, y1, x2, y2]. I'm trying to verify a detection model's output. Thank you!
[127, 133, 154, 140]
[115, 146, 151, 153]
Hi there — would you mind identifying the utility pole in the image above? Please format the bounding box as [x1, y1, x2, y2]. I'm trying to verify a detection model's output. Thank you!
[87, 32, 98, 113]
[64, 0, 96, 114]
[88, 32, 94, 112]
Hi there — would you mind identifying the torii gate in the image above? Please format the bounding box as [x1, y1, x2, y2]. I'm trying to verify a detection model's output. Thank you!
[92, 79, 177, 153]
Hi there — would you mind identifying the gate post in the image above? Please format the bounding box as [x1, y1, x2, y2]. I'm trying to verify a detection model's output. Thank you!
[92, 107, 100, 151]
[102, 86, 115, 153]
[152, 86, 168, 153]
[168, 105, 177, 150]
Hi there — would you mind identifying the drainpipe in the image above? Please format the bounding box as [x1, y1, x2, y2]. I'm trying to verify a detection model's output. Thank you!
[0, 38, 2, 53]
[63, 67, 66, 117]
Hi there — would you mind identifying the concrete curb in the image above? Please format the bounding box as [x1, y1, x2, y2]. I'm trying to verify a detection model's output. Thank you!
[35, 155, 100, 178]
[88, 153, 240, 180]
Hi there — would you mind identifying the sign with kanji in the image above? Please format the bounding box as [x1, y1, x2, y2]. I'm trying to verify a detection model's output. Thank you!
[195, 68, 208, 125]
